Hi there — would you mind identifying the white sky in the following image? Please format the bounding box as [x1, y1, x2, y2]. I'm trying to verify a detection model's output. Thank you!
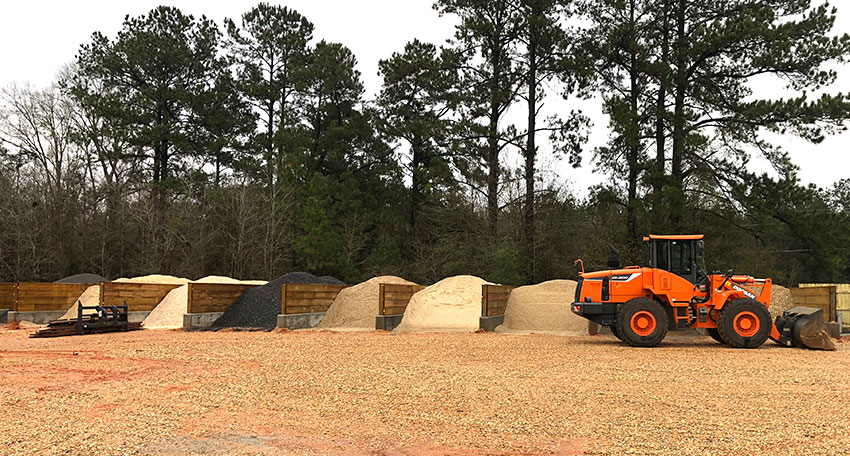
[1, 0, 848, 196]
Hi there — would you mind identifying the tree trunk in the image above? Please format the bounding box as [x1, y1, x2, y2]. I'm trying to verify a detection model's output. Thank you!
[267, 98, 275, 189]
[653, 1, 669, 199]
[670, 0, 687, 230]
[524, 17, 538, 282]
[410, 134, 423, 237]
[626, 0, 640, 249]
[487, 41, 503, 239]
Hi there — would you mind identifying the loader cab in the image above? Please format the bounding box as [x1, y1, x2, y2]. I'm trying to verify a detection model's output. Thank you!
[643, 235, 707, 284]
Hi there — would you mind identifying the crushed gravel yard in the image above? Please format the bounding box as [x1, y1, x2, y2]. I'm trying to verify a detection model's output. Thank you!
[1, 328, 848, 456]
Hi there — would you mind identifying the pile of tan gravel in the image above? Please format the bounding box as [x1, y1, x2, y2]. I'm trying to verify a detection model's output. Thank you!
[114, 275, 189, 285]
[769, 284, 793, 319]
[58, 285, 101, 320]
[143, 276, 266, 330]
[395, 275, 491, 332]
[497, 280, 586, 334]
[318, 276, 415, 329]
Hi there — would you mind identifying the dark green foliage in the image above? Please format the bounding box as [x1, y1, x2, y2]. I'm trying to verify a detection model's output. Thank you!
[70, 6, 223, 190]
[225, 3, 313, 187]
[1, 3, 848, 289]
[377, 40, 464, 238]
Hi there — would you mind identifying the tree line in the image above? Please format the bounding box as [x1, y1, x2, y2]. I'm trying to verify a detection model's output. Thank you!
[1, 0, 848, 286]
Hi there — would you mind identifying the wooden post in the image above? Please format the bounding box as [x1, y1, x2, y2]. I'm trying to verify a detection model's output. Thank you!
[186, 283, 194, 314]
[481, 285, 487, 318]
[281, 284, 288, 315]
[379, 283, 386, 316]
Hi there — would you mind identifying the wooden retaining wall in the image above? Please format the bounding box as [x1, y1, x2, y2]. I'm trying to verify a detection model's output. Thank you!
[379, 284, 426, 316]
[100, 282, 182, 312]
[481, 285, 514, 317]
[281, 284, 349, 315]
[790, 286, 836, 322]
[800, 283, 849, 329]
[187, 283, 261, 314]
[0, 283, 16, 310]
[14, 283, 89, 312]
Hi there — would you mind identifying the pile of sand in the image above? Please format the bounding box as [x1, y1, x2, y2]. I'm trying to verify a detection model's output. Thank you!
[769, 284, 793, 319]
[497, 280, 586, 334]
[57, 275, 189, 321]
[58, 285, 101, 320]
[143, 276, 266, 330]
[395, 275, 491, 332]
[318, 276, 415, 329]
[114, 275, 189, 285]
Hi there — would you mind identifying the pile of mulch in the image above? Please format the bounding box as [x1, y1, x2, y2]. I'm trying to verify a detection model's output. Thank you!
[54, 273, 106, 284]
[210, 272, 344, 329]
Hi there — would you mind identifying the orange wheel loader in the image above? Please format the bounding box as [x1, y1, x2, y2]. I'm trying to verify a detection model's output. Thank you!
[571, 235, 835, 350]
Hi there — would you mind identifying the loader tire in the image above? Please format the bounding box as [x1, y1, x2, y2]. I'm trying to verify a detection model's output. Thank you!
[717, 298, 771, 349]
[706, 328, 725, 344]
[611, 324, 623, 341]
[615, 298, 668, 347]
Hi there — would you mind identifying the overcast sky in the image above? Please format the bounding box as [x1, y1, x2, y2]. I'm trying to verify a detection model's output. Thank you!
[1, 0, 848, 196]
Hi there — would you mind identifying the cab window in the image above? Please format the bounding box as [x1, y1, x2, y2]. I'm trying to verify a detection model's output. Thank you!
[670, 241, 692, 276]
[656, 241, 669, 271]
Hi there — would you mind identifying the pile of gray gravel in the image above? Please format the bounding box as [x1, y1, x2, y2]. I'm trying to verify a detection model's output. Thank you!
[54, 273, 107, 284]
[211, 272, 344, 329]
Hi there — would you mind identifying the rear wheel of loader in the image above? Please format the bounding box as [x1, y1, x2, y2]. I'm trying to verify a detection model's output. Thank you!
[615, 298, 668, 347]
[706, 328, 725, 344]
[717, 298, 771, 349]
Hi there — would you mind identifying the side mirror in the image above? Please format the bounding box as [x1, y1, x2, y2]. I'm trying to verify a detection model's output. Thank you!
[726, 269, 734, 277]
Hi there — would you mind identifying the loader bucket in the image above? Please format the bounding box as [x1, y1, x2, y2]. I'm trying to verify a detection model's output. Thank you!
[773, 307, 836, 351]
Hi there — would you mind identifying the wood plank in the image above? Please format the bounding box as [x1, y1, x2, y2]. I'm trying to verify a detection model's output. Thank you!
[13, 283, 88, 311]
[285, 291, 342, 300]
[284, 306, 330, 314]
[382, 285, 426, 293]
[482, 284, 514, 317]
[284, 284, 348, 293]
[0, 283, 16, 310]
[378, 284, 425, 316]
[791, 286, 835, 321]
[100, 282, 182, 312]
[281, 283, 348, 315]
[188, 283, 259, 313]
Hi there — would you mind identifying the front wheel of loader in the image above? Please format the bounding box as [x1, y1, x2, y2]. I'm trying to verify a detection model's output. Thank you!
[611, 324, 623, 341]
[706, 328, 725, 344]
[717, 298, 771, 349]
[615, 298, 668, 347]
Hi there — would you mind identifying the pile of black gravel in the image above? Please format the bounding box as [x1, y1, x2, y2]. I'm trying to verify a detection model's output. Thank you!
[54, 273, 107, 284]
[211, 272, 344, 329]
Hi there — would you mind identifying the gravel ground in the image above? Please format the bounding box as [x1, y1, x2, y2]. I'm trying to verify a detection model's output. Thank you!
[0, 328, 848, 455]
[211, 272, 344, 329]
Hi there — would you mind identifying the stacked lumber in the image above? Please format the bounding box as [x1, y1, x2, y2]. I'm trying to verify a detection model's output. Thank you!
[30, 318, 141, 338]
